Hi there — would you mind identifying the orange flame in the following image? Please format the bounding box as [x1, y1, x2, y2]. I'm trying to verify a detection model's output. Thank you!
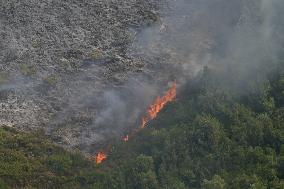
[95, 81, 176, 164]
[96, 151, 107, 164]
[141, 81, 176, 128]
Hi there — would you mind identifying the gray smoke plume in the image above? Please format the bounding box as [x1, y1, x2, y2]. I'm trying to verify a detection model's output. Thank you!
[0, 0, 283, 152]
[128, 0, 283, 97]
[93, 0, 284, 147]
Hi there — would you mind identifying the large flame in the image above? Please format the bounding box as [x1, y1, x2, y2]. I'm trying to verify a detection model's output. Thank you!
[96, 151, 107, 164]
[141, 81, 176, 128]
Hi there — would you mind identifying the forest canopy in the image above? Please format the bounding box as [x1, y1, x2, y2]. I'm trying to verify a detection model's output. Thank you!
[0, 62, 283, 189]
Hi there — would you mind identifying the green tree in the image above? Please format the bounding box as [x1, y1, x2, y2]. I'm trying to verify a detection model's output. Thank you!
[126, 155, 159, 189]
[202, 175, 226, 189]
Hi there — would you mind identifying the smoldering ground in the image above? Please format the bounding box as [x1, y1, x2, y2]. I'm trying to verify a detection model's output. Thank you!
[0, 0, 283, 152]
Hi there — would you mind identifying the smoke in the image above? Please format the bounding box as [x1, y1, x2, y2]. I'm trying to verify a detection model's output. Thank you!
[94, 78, 158, 130]
[216, 0, 283, 94]
[128, 0, 283, 93]
[94, 0, 283, 140]
[129, 0, 241, 78]
[1, 0, 283, 151]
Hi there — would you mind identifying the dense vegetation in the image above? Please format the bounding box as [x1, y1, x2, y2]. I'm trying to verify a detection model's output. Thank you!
[0, 127, 102, 189]
[104, 64, 284, 189]
[1, 63, 283, 188]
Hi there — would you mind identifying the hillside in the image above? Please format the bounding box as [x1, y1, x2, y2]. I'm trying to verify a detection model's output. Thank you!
[0, 0, 284, 188]
[1, 64, 283, 188]
[104, 65, 284, 189]
[0, 0, 160, 151]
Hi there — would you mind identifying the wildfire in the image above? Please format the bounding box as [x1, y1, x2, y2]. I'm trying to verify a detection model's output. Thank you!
[96, 151, 107, 164]
[141, 81, 176, 128]
[94, 81, 176, 164]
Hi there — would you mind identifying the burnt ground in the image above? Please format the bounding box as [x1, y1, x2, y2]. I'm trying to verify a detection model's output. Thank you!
[0, 0, 256, 153]
[0, 0, 164, 152]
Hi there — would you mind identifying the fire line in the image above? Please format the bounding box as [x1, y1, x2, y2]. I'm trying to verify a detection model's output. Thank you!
[141, 81, 176, 128]
[95, 81, 176, 164]
[96, 151, 107, 164]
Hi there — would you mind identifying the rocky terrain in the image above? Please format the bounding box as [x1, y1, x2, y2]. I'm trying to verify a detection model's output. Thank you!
[0, 0, 163, 152]
[0, 1, 283, 188]
[1, 0, 281, 154]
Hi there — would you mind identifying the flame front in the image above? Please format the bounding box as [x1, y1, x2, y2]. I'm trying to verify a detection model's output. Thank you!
[141, 81, 176, 128]
[94, 81, 176, 164]
[96, 151, 107, 164]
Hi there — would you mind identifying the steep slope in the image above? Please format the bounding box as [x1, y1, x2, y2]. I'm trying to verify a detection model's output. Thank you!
[1, 64, 283, 189]
[0, 126, 99, 188]
[0, 0, 160, 151]
[101, 64, 284, 189]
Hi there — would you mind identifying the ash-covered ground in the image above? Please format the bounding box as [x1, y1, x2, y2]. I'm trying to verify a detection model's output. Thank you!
[1, 0, 282, 153]
[0, 0, 163, 152]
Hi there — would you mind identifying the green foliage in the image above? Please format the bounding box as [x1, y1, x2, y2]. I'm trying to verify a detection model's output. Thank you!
[0, 127, 105, 189]
[90, 48, 103, 60]
[124, 155, 159, 189]
[1, 64, 283, 188]
[31, 39, 41, 48]
[19, 64, 37, 76]
[202, 175, 226, 189]
[102, 65, 284, 189]
[0, 72, 9, 84]
[0, 179, 11, 189]
[44, 75, 58, 86]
